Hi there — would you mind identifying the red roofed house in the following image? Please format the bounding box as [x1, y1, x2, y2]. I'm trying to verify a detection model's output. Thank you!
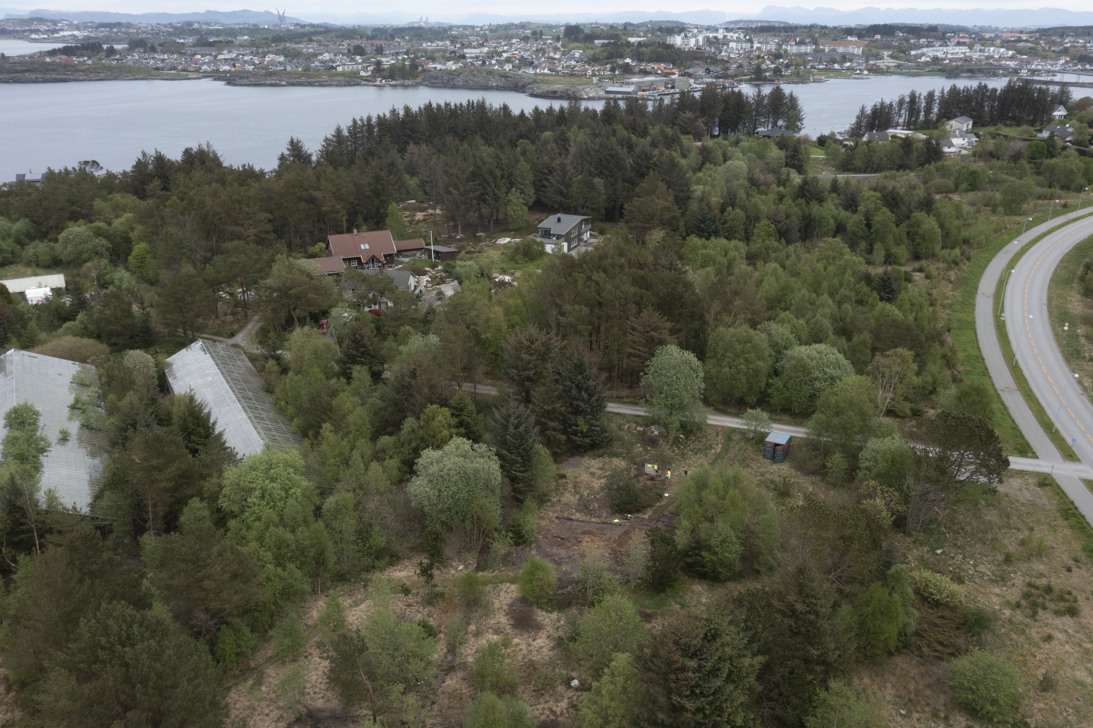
[313, 229, 426, 273]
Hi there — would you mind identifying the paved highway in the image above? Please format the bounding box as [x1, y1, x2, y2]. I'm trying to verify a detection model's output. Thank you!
[978, 207, 1093, 525]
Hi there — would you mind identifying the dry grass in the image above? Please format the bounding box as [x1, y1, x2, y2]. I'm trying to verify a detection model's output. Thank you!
[865, 471, 1093, 727]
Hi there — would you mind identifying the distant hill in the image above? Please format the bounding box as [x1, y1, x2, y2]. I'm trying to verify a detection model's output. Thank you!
[4, 9, 308, 24]
[4, 5, 1093, 29]
[755, 6, 1093, 27]
[311, 6, 1093, 29]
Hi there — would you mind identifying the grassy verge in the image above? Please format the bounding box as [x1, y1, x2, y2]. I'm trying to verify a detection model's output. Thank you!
[1046, 233, 1093, 390]
[952, 220, 1033, 455]
[1040, 473, 1093, 558]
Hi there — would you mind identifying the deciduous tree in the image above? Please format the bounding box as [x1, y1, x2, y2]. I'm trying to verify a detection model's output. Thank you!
[641, 344, 705, 440]
[407, 437, 502, 535]
[705, 325, 774, 407]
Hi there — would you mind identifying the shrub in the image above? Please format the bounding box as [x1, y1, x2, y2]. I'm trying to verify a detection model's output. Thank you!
[886, 565, 918, 646]
[910, 569, 965, 608]
[518, 556, 557, 607]
[962, 606, 996, 637]
[853, 582, 903, 657]
[575, 593, 648, 679]
[215, 621, 257, 669]
[31, 335, 110, 363]
[506, 503, 538, 546]
[465, 691, 535, 728]
[575, 549, 619, 606]
[606, 467, 659, 513]
[676, 464, 779, 581]
[317, 593, 347, 636]
[741, 408, 773, 442]
[644, 526, 679, 593]
[272, 615, 307, 661]
[457, 570, 488, 612]
[947, 649, 1025, 722]
[506, 237, 546, 264]
[486, 532, 514, 571]
[471, 637, 518, 695]
[804, 679, 881, 728]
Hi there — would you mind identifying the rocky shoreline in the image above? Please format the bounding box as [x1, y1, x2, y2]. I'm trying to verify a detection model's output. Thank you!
[0, 59, 194, 83]
[0, 61, 607, 98]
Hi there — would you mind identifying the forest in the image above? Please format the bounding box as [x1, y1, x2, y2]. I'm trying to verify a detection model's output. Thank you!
[846, 78, 1074, 136]
[1, 85, 1093, 727]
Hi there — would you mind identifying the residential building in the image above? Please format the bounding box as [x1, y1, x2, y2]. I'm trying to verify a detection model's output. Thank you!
[820, 40, 866, 56]
[945, 116, 974, 133]
[537, 214, 592, 253]
[313, 229, 426, 271]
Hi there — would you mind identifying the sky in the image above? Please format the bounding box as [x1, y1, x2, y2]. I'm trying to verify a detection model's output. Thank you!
[4, 1, 1093, 21]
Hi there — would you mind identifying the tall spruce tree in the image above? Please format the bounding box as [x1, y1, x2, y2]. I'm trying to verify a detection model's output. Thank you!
[559, 351, 610, 452]
[489, 399, 540, 502]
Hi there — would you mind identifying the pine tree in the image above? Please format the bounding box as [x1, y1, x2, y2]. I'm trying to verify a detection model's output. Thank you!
[641, 610, 761, 728]
[340, 322, 385, 381]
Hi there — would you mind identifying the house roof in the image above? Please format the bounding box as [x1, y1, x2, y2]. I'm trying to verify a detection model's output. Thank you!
[863, 131, 890, 142]
[537, 214, 590, 236]
[328, 230, 397, 260]
[395, 238, 425, 253]
[757, 127, 790, 138]
[951, 115, 973, 125]
[312, 256, 345, 275]
[327, 230, 426, 263]
[165, 340, 302, 458]
[0, 349, 106, 512]
[1042, 123, 1073, 139]
[363, 268, 416, 291]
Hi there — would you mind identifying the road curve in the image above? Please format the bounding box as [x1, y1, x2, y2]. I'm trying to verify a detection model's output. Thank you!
[978, 207, 1093, 525]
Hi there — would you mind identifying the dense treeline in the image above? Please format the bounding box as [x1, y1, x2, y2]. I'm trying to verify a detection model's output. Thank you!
[46, 41, 115, 57]
[846, 78, 1072, 136]
[0, 87, 1086, 725]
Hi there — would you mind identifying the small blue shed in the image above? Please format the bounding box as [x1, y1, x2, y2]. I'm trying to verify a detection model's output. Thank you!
[763, 432, 792, 463]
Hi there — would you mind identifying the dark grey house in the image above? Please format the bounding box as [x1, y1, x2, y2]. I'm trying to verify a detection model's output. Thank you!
[537, 214, 592, 253]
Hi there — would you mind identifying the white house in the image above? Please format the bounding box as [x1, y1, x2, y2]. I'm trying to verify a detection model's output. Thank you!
[945, 116, 974, 133]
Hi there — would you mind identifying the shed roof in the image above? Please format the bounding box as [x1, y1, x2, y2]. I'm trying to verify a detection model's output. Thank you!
[765, 431, 792, 445]
[0, 349, 105, 512]
[165, 340, 302, 458]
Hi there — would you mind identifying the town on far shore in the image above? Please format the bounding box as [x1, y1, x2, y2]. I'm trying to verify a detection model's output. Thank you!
[2, 15, 1092, 97]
